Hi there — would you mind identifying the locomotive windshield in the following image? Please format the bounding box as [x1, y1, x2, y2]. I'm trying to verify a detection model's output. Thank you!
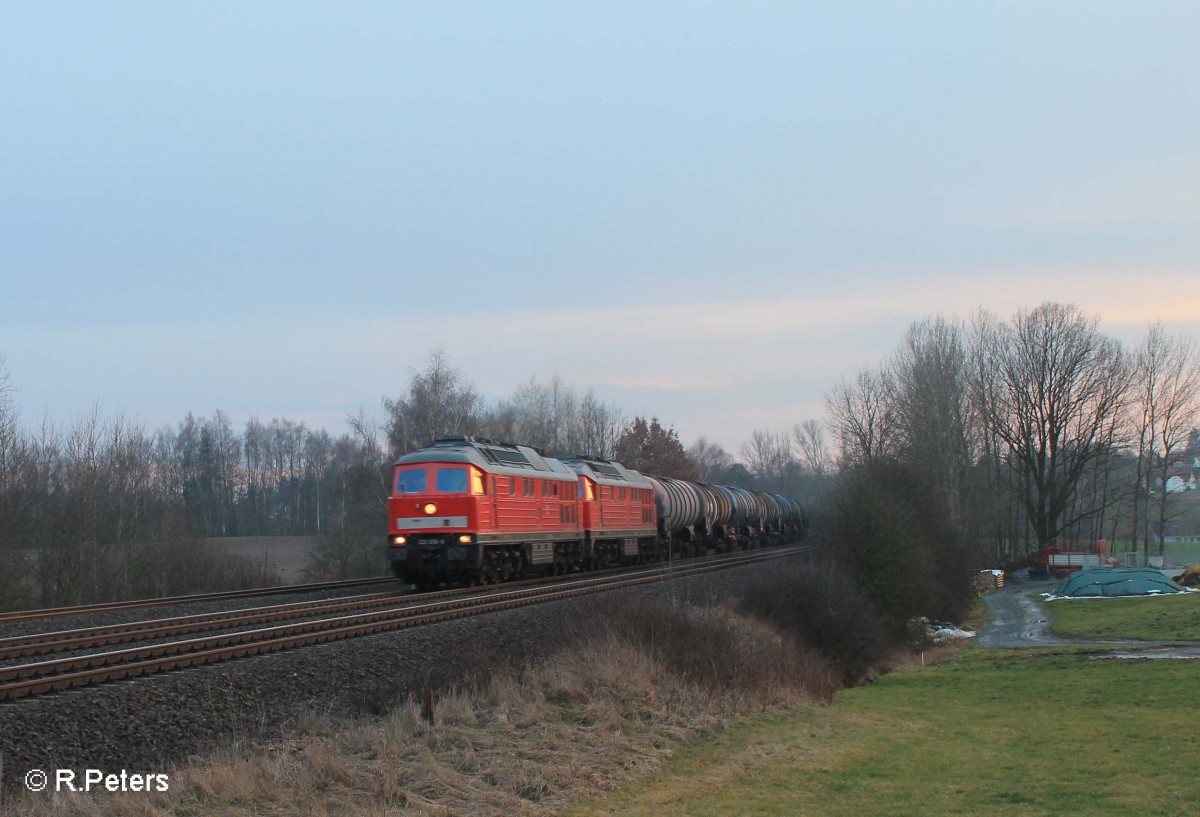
[395, 468, 427, 494]
[435, 467, 468, 493]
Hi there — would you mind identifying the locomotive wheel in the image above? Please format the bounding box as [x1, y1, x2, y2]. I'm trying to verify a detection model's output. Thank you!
[482, 551, 501, 584]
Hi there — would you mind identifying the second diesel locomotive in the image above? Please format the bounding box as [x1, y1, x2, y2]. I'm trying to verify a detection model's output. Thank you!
[386, 436, 805, 586]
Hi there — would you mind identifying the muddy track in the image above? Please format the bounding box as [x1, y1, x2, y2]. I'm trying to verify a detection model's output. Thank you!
[978, 579, 1200, 658]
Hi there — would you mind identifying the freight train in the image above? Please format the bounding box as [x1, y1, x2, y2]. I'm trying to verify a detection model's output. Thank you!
[386, 436, 806, 587]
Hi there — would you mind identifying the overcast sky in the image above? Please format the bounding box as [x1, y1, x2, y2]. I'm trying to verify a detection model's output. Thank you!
[2, 2, 1198, 452]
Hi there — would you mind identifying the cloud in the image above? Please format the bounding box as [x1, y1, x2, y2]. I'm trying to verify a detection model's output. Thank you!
[4, 263, 1198, 452]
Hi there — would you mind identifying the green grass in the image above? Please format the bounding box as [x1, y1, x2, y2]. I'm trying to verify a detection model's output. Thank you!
[566, 647, 1200, 817]
[1164, 542, 1200, 567]
[1043, 591, 1200, 640]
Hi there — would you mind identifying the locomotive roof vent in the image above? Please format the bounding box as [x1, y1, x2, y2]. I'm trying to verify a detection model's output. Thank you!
[590, 462, 627, 481]
[489, 447, 534, 468]
[560, 455, 629, 481]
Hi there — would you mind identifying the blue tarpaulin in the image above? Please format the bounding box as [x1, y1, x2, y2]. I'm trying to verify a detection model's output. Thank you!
[1048, 568, 1189, 599]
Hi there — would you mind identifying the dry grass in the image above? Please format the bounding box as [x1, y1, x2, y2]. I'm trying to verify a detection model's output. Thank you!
[1, 602, 839, 817]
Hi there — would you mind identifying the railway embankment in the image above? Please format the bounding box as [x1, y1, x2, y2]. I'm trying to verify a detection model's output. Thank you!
[0, 553, 852, 813]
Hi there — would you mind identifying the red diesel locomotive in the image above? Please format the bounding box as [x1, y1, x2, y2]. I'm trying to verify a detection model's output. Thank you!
[387, 436, 804, 586]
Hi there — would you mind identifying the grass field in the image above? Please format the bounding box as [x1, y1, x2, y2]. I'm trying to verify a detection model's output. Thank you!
[1042, 590, 1200, 640]
[567, 647, 1200, 817]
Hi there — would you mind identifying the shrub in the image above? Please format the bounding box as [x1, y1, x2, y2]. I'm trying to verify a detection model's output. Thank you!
[738, 559, 891, 685]
[598, 597, 835, 698]
[829, 460, 975, 636]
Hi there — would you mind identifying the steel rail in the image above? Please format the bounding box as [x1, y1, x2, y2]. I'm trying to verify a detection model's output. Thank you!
[0, 548, 793, 682]
[0, 591, 402, 660]
[0, 547, 798, 660]
[0, 574, 582, 660]
[0, 576, 404, 625]
[0, 546, 806, 701]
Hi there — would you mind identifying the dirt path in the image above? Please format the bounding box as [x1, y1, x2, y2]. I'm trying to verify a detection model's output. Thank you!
[977, 578, 1200, 658]
[975, 579, 1073, 648]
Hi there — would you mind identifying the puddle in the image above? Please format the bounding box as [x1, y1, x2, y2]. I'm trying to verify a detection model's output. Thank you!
[1089, 647, 1200, 661]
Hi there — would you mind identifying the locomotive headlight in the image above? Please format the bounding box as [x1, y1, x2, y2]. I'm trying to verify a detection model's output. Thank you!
[393, 535, 407, 545]
[458, 534, 472, 544]
[423, 503, 437, 515]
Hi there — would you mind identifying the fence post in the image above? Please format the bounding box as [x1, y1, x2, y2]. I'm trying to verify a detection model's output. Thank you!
[421, 689, 436, 724]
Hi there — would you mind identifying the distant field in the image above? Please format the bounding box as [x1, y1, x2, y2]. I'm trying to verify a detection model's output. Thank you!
[568, 648, 1200, 817]
[208, 536, 317, 583]
[1042, 591, 1200, 640]
[1164, 542, 1200, 567]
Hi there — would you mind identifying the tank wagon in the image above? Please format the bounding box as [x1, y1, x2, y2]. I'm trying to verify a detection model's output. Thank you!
[387, 436, 806, 586]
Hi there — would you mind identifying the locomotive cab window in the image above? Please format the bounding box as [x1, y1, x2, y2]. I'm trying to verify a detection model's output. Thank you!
[436, 467, 468, 493]
[470, 468, 485, 495]
[395, 468, 427, 495]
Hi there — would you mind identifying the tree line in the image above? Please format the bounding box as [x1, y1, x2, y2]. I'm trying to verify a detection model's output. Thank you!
[0, 350, 753, 608]
[6, 302, 1188, 615]
[825, 303, 1200, 568]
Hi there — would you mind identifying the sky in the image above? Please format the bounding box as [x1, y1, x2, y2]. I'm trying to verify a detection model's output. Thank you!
[2, 2, 1198, 453]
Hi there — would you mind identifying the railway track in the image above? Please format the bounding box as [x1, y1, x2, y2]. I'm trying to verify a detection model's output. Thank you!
[0, 546, 806, 702]
[0, 576, 405, 626]
[0, 557, 687, 661]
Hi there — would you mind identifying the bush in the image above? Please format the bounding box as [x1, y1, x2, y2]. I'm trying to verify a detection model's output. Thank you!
[830, 460, 975, 636]
[598, 597, 835, 699]
[738, 559, 891, 685]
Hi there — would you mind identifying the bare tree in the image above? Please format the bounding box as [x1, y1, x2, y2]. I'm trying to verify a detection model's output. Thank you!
[891, 317, 980, 538]
[792, 419, 832, 478]
[486, 376, 624, 457]
[687, 436, 736, 482]
[306, 424, 391, 581]
[0, 356, 26, 607]
[64, 406, 107, 603]
[347, 405, 391, 509]
[242, 417, 269, 535]
[974, 303, 1132, 549]
[967, 309, 1030, 561]
[740, 429, 796, 490]
[1132, 323, 1200, 559]
[106, 415, 157, 599]
[576, 389, 624, 458]
[0, 355, 15, 463]
[500, 375, 576, 452]
[825, 365, 898, 467]
[383, 348, 484, 456]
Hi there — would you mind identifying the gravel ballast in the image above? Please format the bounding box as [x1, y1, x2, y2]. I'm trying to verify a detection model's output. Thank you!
[0, 557, 798, 791]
